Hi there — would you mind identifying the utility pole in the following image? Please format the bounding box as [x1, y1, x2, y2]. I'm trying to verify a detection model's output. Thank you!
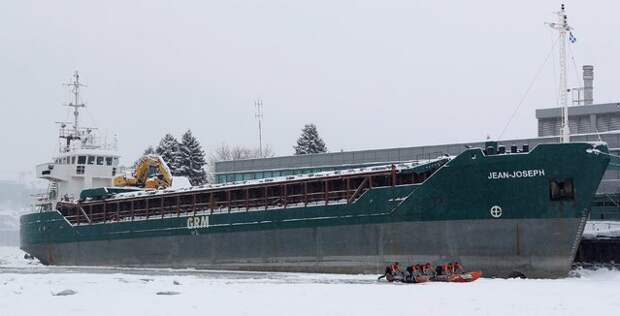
[255, 99, 264, 157]
[547, 4, 572, 143]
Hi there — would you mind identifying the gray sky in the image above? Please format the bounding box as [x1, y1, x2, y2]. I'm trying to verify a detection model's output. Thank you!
[1, 0, 619, 180]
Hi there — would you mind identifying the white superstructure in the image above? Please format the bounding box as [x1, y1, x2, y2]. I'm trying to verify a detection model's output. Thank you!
[34, 71, 120, 210]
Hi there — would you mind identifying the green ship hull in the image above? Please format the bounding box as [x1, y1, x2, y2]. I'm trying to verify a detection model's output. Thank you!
[20, 142, 610, 278]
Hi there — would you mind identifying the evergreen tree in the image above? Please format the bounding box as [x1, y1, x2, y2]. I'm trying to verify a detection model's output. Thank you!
[143, 146, 155, 155]
[176, 130, 207, 185]
[156, 134, 179, 175]
[293, 124, 327, 155]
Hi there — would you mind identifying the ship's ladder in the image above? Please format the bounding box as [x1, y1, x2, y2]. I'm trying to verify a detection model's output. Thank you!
[47, 182, 58, 201]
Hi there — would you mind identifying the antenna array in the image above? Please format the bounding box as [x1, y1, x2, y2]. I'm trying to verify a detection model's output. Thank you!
[255, 99, 264, 157]
[547, 4, 572, 143]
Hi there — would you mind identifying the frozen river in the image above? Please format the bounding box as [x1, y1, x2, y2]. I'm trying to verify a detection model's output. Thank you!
[2, 246, 619, 316]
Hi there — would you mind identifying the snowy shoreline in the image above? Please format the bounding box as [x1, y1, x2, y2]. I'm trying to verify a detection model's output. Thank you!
[2, 246, 620, 315]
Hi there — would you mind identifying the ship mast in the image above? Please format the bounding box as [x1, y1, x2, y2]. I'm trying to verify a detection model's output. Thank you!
[547, 4, 572, 143]
[65, 71, 86, 136]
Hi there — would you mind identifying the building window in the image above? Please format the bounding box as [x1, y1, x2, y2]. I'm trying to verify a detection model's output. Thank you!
[87, 156, 95, 165]
[96, 156, 104, 165]
[76, 166, 85, 175]
[78, 156, 86, 164]
[550, 179, 575, 201]
[105, 157, 113, 166]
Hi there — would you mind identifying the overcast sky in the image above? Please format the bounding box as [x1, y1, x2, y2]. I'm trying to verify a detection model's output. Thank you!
[1, 0, 619, 180]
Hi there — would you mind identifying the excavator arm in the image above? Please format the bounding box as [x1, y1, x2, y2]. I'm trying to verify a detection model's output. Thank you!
[113, 154, 173, 189]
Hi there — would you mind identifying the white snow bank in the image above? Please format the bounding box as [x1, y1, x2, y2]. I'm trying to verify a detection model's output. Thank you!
[0, 246, 40, 267]
[170, 176, 192, 189]
[1, 258, 619, 316]
[570, 266, 620, 281]
[583, 221, 620, 239]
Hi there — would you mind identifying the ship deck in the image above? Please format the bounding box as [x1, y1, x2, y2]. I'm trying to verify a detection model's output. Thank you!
[57, 157, 451, 226]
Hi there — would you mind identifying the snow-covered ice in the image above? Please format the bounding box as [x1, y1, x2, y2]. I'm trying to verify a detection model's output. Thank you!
[0, 246, 39, 267]
[2, 246, 620, 316]
[583, 220, 620, 239]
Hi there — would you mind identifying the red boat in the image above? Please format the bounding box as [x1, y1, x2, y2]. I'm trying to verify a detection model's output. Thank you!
[432, 271, 482, 283]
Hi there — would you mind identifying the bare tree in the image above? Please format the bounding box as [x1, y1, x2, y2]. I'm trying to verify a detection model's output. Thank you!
[259, 145, 275, 159]
[206, 144, 275, 182]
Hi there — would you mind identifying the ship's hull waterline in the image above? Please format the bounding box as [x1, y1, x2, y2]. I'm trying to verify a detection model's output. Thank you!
[24, 217, 586, 278]
[20, 142, 610, 278]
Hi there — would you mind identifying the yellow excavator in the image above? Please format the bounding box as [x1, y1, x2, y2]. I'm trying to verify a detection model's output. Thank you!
[113, 154, 173, 189]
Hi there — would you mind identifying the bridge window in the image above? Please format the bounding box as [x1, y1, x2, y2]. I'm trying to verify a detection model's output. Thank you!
[71, 156, 76, 164]
[105, 157, 113, 166]
[76, 166, 85, 175]
[78, 156, 86, 164]
[549, 179, 575, 201]
[87, 156, 95, 165]
[96, 156, 104, 165]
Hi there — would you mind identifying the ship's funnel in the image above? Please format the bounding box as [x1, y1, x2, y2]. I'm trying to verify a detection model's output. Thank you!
[583, 65, 593, 105]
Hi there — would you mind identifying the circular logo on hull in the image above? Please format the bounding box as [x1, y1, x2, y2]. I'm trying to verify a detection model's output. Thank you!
[490, 205, 503, 218]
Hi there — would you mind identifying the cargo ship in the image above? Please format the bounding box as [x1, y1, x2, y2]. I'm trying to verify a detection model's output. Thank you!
[20, 5, 612, 278]
[20, 93, 611, 277]
[21, 138, 610, 278]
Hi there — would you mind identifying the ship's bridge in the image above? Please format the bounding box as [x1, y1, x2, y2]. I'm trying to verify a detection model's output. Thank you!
[36, 147, 120, 202]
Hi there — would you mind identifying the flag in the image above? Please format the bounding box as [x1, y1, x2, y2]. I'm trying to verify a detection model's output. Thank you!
[569, 32, 577, 43]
